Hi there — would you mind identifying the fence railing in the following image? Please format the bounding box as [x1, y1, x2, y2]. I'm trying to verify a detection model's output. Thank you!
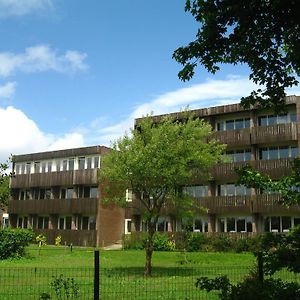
[1, 261, 300, 299]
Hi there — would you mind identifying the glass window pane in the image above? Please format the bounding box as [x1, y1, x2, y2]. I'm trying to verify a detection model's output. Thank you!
[271, 216, 280, 232]
[259, 116, 268, 126]
[237, 218, 246, 232]
[269, 147, 278, 160]
[45, 189, 51, 199]
[245, 150, 251, 161]
[87, 157, 92, 169]
[44, 217, 49, 229]
[259, 148, 268, 160]
[41, 162, 47, 173]
[65, 216, 72, 230]
[282, 216, 291, 231]
[220, 185, 226, 196]
[226, 184, 235, 196]
[244, 118, 250, 128]
[61, 188, 66, 199]
[277, 114, 288, 124]
[62, 160, 68, 171]
[47, 161, 52, 172]
[82, 216, 89, 230]
[67, 188, 73, 199]
[56, 160, 61, 172]
[235, 151, 244, 162]
[34, 162, 40, 173]
[38, 217, 43, 229]
[84, 187, 90, 198]
[246, 217, 253, 232]
[219, 218, 225, 232]
[40, 189, 45, 199]
[217, 122, 224, 131]
[157, 218, 165, 232]
[290, 113, 297, 123]
[89, 217, 96, 230]
[235, 185, 245, 195]
[227, 218, 235, 232]
[79, 157, 85, 170]
[68, 158, 74, 171]
[279, 146, 289, 158]
[59, 218, 64, 230]
[194, 218, 202, 232]
[268, 115, 276, 125]
[90, 187, 98, 198]
[26, 163, 31, 174]
[226, 120, 234, 130]
[291, 147, 298, 158]
[235, 119, 243, 130]
[94, 157, 99, 168]
[264, 217, 270, 232]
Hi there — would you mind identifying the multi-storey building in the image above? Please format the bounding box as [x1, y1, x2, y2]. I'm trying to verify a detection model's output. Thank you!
[8, 146, 125, 247]
[127, 95, 300, 235]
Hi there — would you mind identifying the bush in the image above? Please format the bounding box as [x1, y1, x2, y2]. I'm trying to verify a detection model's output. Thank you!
[196, 275, 300, 300]
[123, 232, 148, 250]
[0, 228, 34, 259]
[186, 233, 207, 251]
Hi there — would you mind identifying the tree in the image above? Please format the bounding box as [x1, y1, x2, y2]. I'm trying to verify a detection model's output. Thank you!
[236, 158, 300, 206]
[0, 161, 10, 211]
[173, 0, 300, 112]
[100, 114, 225, 276]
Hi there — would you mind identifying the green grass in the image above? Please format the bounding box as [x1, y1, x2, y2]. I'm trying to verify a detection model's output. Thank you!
[9, 245, 300, 299]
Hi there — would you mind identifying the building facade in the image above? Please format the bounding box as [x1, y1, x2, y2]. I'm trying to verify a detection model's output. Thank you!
[8, 146, 125, 247]
[127, 95, 300, 235]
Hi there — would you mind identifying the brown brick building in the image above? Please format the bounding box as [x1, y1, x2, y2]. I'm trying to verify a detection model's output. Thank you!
[8, 146, 125, 247]
[127, 95, 300, 234]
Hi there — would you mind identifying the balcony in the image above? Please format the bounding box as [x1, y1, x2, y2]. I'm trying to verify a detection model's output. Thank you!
[251, 123, 298, 144]
[8, 198, 98, 215]
[213, 158, 293, 181]
[198, 196, 252, 214]
[10, 169, 98, 188]
[210, 128, 251, 147]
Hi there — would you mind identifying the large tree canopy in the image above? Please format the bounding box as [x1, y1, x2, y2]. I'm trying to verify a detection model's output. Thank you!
[100, 114, 225, 275]
[173, 0, 300, 112]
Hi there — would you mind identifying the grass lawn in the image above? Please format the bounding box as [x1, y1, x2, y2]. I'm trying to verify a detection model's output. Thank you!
[0, 245, 256, 299]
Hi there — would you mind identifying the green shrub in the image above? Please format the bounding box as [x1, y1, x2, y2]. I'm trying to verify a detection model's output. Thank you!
[186, 233, 207, 251]
[122, 232, 148, 250]
[153, 233, 175, 251]
[209, 235, 232, 252]
[0, 228, 34, 259]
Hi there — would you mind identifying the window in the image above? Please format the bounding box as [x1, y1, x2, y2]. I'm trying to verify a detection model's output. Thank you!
[217, 117, 250, 131]
[39, 188, 51, 200]
[20, 163, 25, 174]
[264, 216, 292, 232]
[34, 162, 40, 173]
[41, 161, 47, 173]
[56, 160, 61, 172]
[62, 159, 68, 171]
[218, 184, 251, 196]
[58, 216, 72, 230]
[183, 185, 208, 198]
[37, 216, 49, 229]
[60, 188, 66, 199]
[33, 188, 40, 200]
[258, 112, 296, 126]
[226, 149, 251, 162]
[218, 216, 253, 232]
[87, 157, 92, 169]
[68, 158, 74, 171]
[79, 157, 85, 170]
[26, 163, 31, 174]
[66, 188, 74, 199]
[193, 217, 208, 232]
[19, 189, 30, 200]
[17, 216, 28, 229]
[157, 217, 168, 232]
[94, 156, 99, 168]
[90, 187, 98, 198]
[259, 146, 298, 160]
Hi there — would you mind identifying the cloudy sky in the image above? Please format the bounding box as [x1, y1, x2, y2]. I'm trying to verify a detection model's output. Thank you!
[0, 0, 299, 162]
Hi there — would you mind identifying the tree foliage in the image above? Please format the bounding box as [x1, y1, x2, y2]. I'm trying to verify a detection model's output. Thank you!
[0, 160, 10, 210]
[236, 158, 300, 206]
[173, 0, 300, 112]
[100, 114, 225, 275]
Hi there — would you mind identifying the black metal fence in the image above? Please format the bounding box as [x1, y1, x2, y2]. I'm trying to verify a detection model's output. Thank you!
[1, 253, 300, 299]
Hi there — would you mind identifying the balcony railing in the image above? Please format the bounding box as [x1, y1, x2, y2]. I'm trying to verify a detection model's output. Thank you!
[251, 123, 298, 144]
[10, 169, 98, 188]
[8, 198, 98, 214]
[213, 158, 293, 181]
[210, 128, 251, 147]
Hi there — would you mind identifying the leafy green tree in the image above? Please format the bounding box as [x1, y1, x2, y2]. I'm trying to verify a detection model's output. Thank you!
[173, 0, 300, 112]
[100, 114, 225, 276]
[236, 158, 300, 206]
[0, 161, 10, 211]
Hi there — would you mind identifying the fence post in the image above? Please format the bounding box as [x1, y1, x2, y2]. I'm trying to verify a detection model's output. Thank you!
[257, 252, 263, 282]
[94, 250, 100, 300]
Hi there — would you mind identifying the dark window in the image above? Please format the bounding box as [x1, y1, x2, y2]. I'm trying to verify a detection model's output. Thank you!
[226, 120, 234, 130]
[87, 157, 92, 169]
[237, 218, 245, 232]
[63, 160, 68, 171]
[227, 218, 235, 232]
[56, 160, 61, 171]
[84, 187, 90, 198]
[82, 216, 89, 230]
[217, 122, 224, 131]
[59, 218, 64, 230]
[194, 218, 202, 232]
[45, 189, 51, 199]
[94, 157, 99, 168]
[65, 216, 72, 230]
[38, 217, 43, 229]
[26, 163, 31, 174]
[44, 217, 49, 229]
[89, 217, 96, 230]
[282, 216, 291, 231]
[47, 161, 52, 172]
[79, 157, 85, 170]
[271, 216, 280, 232]
[219, 218, 225, 232]
[61, 188, 66, 199]
[68, 158, 74, 171]
[235, 119, 244, 130]
[294, 218, 300, 226]
[40, 189, 45, 199]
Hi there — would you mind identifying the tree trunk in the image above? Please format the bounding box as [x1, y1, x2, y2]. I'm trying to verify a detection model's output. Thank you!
[144, 229, 155, 276]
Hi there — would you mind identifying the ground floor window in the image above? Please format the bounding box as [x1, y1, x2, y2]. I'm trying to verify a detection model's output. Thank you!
[58, 216, 72, 230]
[125, 219, 132, 234]
[17, 216, 28, 228]
[218, 216, 253, 232]
[263, 216, 300, 232]
[78, 216, 96, 230]
[37, 216, 49, 229]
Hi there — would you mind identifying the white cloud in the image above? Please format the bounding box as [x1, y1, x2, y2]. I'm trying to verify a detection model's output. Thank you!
[0, 106, 85, 162]
[90, 76, 257, 146]
[0, 45, 88, 77]
[0, 81, 16, 98]
[0, 0, 53, 17]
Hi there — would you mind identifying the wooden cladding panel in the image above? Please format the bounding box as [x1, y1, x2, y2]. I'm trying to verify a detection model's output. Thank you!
[11, 169, 98, 188]
[8, 198, 98, 214]
[213, 158, 293, 181]
[251, 123, 298, 144]
[34, 229, 97, 247]
[210, 128, 251, 147]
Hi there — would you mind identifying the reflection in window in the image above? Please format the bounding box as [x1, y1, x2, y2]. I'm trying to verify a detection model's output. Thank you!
[259, 146, 298, 160]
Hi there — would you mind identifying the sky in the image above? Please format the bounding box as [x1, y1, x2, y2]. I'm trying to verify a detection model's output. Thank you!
[0, 0, 299, 162]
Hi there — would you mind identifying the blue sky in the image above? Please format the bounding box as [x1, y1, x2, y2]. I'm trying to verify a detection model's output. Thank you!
[0, 0, 299, 162]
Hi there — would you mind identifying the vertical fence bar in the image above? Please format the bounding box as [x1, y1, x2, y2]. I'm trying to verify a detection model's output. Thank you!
[94, 250, 100, 300]
[257, 252, 264, 282]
